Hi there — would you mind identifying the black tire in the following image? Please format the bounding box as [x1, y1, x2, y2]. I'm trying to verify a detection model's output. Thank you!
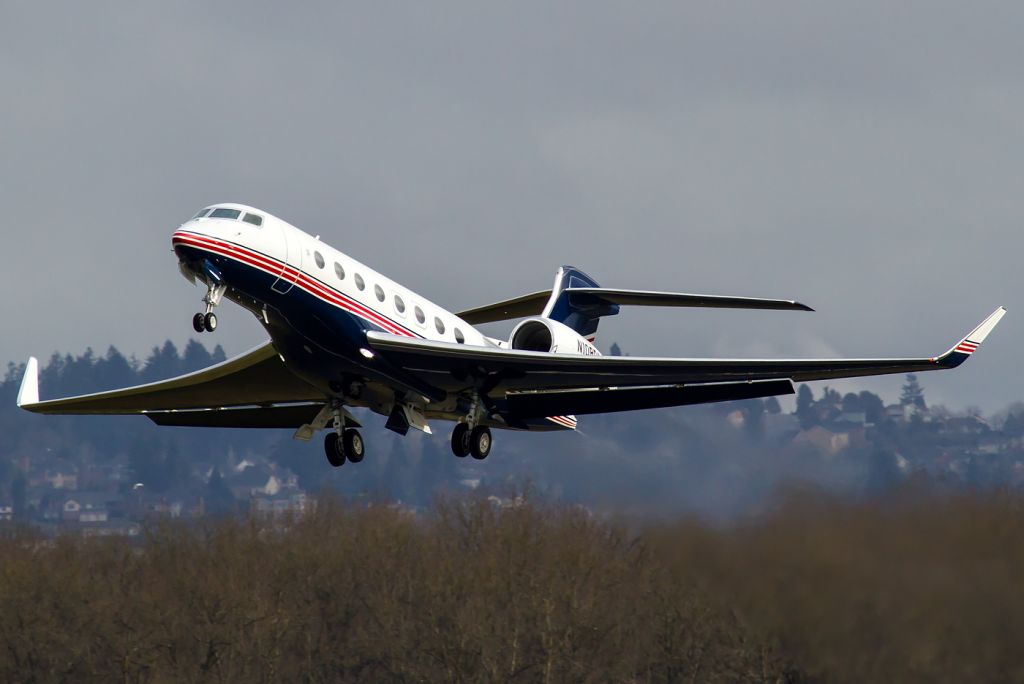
[451, 423, 470, 457]
[324, 432, 345, 467]
[343, 429, 364, 463]
[203, 312, 218, 332]
[192, 313, 205, 333]
[469, 426, 492, 460]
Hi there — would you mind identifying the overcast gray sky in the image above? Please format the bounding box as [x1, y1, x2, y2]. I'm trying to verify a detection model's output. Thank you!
[1, 2, 1019, 410]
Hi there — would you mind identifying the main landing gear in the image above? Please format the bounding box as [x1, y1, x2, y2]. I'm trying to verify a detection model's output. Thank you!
[192, 282, 226, 333]
[451, 423, 492, 460]
[324, 429, 364, 467]
[323, 402, 364, 467]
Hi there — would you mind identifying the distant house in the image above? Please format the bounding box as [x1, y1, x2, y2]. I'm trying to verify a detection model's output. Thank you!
[79, 518, 141, 538]
[250, 492, 314, 518]
[836, 412, 867, 427]
[792, 426, 864, 456]
[942, 415, 991, 436]
[62, 492, 117, 523]
[229, 462, 300, 500]
[763, 413, 800, 442]
[44, 468, 79, 491]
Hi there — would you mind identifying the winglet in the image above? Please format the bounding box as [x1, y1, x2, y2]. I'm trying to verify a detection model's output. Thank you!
[16, 357, 39, 408]
[937, 307, 1006, 367]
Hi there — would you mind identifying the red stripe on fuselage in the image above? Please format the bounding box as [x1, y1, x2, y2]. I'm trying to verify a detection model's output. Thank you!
[173, 232, 416, 338]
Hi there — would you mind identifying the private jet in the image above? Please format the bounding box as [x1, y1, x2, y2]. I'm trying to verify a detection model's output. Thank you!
[17, 203, 1006, 466]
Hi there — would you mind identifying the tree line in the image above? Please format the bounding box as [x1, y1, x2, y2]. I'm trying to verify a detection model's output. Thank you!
[0, 488, 1022, 682]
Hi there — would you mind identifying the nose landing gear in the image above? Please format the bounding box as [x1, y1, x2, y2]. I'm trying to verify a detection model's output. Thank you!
[192, 275, 226, 334]
[192, 311, 218, 333]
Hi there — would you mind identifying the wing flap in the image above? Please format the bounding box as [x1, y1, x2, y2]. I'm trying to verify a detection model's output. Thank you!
[18, 341, 323, 415]
[506, 380, 794, 418]
[146, 403, 324, 428]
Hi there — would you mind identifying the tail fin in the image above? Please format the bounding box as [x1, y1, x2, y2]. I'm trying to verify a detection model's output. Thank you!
[541, 266, 619, 342]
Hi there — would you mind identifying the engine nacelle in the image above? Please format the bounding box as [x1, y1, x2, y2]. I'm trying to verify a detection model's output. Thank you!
[508, 318, 601, 356]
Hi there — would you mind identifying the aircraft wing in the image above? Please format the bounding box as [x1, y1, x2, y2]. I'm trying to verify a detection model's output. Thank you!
[366, 307, 1006, 397]
[16, 341, 324, 419]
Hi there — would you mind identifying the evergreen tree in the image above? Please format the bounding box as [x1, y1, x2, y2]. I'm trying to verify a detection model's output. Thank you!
[900, 374, 926, 409]
[859, 391, 886, 424]
[204, 469, 236, 515]
[142, 341, 181, 382]
[210, 344, 227, 364]
[182, 339, 212, 373]
[609, 343, 622, 357]
[841, 393, 862, 414]
[796, 384, 815, 428]
[742, 399, 765, 439]
[94, 346, 136, 391]
[10, 473, 26, 520]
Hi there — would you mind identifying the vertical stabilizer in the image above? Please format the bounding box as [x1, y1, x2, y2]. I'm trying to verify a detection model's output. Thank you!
[541, 266, 619, 342]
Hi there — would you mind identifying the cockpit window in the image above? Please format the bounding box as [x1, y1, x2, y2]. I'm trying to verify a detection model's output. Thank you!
[191, 208, 212, 219]
[242, 213, 263, 226]
[209, 208, 241, 220]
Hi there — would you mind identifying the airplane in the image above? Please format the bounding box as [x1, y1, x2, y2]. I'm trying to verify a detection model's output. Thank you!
[16, 203, 1006, 466]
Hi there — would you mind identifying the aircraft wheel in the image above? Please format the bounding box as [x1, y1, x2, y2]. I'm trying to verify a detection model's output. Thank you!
[324, 432, 345, 467]
[203, 312, 218, 332]
[343, 428, 364, 463]
[192, 313, 206, 333]
[469, 426, 492, 460]
[451, 423, 470, 457]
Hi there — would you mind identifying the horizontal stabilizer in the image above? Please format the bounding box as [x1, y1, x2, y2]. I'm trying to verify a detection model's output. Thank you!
[564, 288, 813, 312]
[456, 290, 553, 324]
[456, 287, 811, 324]
[506, 380, 794, 418]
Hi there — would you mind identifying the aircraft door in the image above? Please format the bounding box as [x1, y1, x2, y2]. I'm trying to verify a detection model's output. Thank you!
[271, 224, 303, 294]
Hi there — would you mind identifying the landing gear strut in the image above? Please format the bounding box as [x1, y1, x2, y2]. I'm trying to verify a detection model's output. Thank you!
[193, 282, 225, 333]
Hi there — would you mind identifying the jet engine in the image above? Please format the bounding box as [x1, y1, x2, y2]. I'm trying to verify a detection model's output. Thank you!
[508, 318, 600, 356]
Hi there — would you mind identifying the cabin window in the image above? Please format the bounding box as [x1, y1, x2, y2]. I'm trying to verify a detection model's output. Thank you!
[314, 251, 325, 269]
[454, 328, 465, 344]
[209, 208, 241, 220]
[374, 284, 385, 302]
[414, 306, 425, 324]
[435, 317, 445, 335]
[334, 262, 345, 280]
[394, 295, 406, 314]
[242, 213, 263, 226]
[354, 273, 365, 291]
